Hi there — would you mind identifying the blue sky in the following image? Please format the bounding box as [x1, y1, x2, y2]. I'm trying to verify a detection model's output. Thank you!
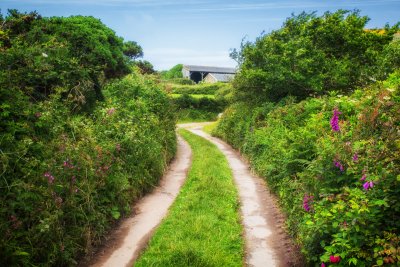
[1, 0, 399, 70]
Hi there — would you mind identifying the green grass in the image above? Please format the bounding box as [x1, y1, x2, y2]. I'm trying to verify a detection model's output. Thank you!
[135, 129, 244, 267]
[202, 121, 218, 134]
[170, 93, 215, 99]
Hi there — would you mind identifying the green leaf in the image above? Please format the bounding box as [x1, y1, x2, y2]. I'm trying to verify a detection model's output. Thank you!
[111, 207, 121, 220]
[377, 259, 384, 266]
[373, 199, 389, 207]
[348, 258, 358, 265]
[13, 251, 30, 256]
[111, 210, 120, 220]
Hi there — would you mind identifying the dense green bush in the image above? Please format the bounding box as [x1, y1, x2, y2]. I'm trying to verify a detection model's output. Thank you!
[135, 60, 156, 74]
[0, 10, 130, 112]
[231, 10, 399, 104]
[170, 82, 229, 95]
[160, 64, 183, 79]
[0, 10, 176, 266]
[168, 77, 195, 85]
[213, 72, 400, 266]
[216, 12, 400, 264]
[173, 93, 227, 122]
[0, 71, 176, 266]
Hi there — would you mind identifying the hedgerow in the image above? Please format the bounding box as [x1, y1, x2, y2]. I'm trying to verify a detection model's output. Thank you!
[169, 82, 229, 95]
[214, 73, 400, 266]
[0, 10, 176, 266]
[0, 71, 176, 266]
[214, 10, 400, 266]
[172, 93, 227, 122]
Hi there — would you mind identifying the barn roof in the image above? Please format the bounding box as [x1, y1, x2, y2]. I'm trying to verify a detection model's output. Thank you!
[206, 73, 234, 82]
[183, 65, 236, 74]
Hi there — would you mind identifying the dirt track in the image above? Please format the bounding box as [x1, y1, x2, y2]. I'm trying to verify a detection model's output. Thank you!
[86, 136, 192, 267]
[184, 123, 303, 267]
[84, 123, 303, 267]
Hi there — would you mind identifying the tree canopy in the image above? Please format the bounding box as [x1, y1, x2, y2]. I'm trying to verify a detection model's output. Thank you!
[233, 10, 399, 103]
[161, 64, 183, 79]
[123, 40, 143, 60]
[0, 10, 134, 111]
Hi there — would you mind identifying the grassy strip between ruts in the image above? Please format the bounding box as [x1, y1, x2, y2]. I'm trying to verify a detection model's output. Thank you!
[135, 129, 244, 267]
[170, 93, 216, 99]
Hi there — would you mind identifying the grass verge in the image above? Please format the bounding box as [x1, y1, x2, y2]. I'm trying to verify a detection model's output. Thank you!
[135, 129, 244, 267]
[202, 121, 218, 134]
[170, 93, 216, 99]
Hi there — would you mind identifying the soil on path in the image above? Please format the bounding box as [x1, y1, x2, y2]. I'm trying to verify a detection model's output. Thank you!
[182, 123, 304, 267]
[84, 136, 192, 267]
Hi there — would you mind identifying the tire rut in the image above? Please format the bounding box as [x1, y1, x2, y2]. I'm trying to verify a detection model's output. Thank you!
[84, 136, 192, 267]
[182, 123, 304, 267]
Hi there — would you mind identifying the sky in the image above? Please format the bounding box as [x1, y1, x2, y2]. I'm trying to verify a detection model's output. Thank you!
[1, 0, 399, 70]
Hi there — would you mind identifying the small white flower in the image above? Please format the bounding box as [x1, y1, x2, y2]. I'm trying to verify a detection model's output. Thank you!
[42, 52, 48, 58]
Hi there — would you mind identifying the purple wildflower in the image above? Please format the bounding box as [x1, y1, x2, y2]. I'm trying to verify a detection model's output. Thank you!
[63, 159, 75, 169]
[303, 194, 314, 212]
[321, 263, 326, 267]
[330, 108, 341, 132]
[333, 160, 344, 172]
[44, 172, 55, 184]
[360, 174, 366, 181]
[363, 182, 369, 190]
[363, 181, 374, 191]
[352, 153, 358, 162]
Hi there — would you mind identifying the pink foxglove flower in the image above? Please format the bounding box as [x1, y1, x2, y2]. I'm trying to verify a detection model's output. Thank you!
[330, 108, 341, 132]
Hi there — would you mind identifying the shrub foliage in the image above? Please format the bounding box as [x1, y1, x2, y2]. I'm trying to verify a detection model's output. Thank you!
[214, 73, 400, 266]
[215, 10, 400, 266]
[0, 10, 176, 266]
[232, 10, 399, 104]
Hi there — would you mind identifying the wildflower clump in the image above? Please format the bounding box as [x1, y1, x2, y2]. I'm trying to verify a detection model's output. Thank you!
[330, 108, 341, 132]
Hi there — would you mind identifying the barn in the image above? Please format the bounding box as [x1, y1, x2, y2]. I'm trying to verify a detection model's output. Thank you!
[182, 65, 236, 83]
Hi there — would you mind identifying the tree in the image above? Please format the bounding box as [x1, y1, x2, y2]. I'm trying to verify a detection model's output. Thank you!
[0, 10, 132, 111]
[160, 64, 183, 79]
[123, 40, 143, 60]
[233, 10, 399, 104]
[136, 60, 155, 74]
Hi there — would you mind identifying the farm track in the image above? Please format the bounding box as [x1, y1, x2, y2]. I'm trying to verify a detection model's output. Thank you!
[183, 122, 304, 267]
[85, 122, 303, 267]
